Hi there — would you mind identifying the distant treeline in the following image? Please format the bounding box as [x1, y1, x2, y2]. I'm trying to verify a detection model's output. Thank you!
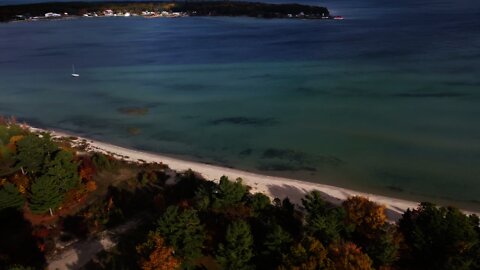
[0, 1, 330, 21]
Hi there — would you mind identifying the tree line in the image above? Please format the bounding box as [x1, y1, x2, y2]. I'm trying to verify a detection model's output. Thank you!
[0, 119, 479, 270]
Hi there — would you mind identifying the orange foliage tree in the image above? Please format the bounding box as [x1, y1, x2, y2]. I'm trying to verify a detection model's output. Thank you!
[136, 233, 181, 270]
[342, 196, 387, 237]
[7, 134, 24, 153]
[79, 156, 96, 182]
[328, 241, 373, 270]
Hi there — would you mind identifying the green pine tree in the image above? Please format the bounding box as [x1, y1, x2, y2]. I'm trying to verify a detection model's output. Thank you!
[211, 176, 248, 209]
[262, 223, 292, 259]
[216, 220, 254, 270]
[42, 150, 80, 192]
[156, 206, 205, 269]
[28, 174, 64, 214]
[14, 133, 57, 175]
[0, 183, 25, 210]
[27, 150, 80, 214]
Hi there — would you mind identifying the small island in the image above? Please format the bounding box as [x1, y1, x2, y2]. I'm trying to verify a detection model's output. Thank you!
[0, 1, 339, 23]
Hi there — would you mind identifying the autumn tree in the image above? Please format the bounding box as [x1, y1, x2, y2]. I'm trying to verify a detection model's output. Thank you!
[136, 232, 181, 270]
[0, 183, 24, 210]
[78, 156, 96, 182]
[216, 220, 254, 270]
[342, 196, 387, 238]
[156, 206, 205, 269]
[342, 196, 399, 267]
[398, 202, 480, 270]
[327, 241, 373, 270]
[278, 236, 331, 270]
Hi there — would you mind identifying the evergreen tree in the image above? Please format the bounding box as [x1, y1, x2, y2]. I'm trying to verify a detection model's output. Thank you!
[0, 183, 24, 210]
[399, 202, 479, 270]
[302, 191, 328, 216]
[28, 150, 80, 214]
[248, 193, 271, 216]
[365, 226, 400, 268]
[216, 220, 254, 270]
[262, 223, 292, 261]
[302, 191, 348, 244]
[28, 174, 64, 214]
[14, 134, 57, 175]
[211, 176, 248, 209]
[42, 150, 80, 192]
[156, 206, 205, 269]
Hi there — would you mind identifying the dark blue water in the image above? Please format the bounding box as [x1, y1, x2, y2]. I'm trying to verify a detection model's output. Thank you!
[1, 0, 480, 209]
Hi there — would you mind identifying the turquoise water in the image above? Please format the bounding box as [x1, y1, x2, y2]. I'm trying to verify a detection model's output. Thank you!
[1, 0, 480, 209]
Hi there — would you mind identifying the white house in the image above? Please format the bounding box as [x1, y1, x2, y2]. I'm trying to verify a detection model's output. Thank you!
[45, 12, 61, 18]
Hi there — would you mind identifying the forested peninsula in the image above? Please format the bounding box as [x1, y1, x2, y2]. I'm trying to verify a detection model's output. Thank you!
[0, 1, 332, 22]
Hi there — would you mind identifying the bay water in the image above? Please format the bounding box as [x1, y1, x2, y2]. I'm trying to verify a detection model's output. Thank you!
[1, 0, 479, 209]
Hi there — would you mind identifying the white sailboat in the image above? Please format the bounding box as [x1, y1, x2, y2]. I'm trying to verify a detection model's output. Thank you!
[71, 64, 80, 77]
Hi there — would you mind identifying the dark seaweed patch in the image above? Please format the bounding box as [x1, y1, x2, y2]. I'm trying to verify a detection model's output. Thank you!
[387, 186, 404, 192]
[443, 81, 479, 87]
[375, 170, 414, 182]
[239, 148, 253, 156]
[262, 148, 344, 167]
[209, 117, 277, 126]
[394, 92, 468, 98]
[257, 163, 317, 172]
[170, 83, 208, 91]
[262, 148, 307, 163]
[118, 107, 149, 116]
[257, 163, 297, 171]
[58, 117, 110, 130]
[295, 87, 321, 96]
[317, 156, 345, 166]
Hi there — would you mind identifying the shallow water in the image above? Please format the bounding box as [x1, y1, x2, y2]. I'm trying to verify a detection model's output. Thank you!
[1, 0, 480, 209]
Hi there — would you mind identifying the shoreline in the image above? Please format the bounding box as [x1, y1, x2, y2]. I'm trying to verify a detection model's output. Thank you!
[28, 125, 456, 221]
[0, 1, 335, 23]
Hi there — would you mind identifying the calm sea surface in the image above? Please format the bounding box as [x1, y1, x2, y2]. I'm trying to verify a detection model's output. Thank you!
[1, 0, 479, 209]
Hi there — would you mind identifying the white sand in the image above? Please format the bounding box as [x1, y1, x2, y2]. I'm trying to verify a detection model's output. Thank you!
[29, 126, 479, 221]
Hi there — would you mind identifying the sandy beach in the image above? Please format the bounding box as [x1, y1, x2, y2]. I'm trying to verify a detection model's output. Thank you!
[28, 126, 478, 221]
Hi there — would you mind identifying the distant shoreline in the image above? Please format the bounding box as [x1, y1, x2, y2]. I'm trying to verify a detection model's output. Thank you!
[0, 1, 340, 23]
[26, 125, 480, 221]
